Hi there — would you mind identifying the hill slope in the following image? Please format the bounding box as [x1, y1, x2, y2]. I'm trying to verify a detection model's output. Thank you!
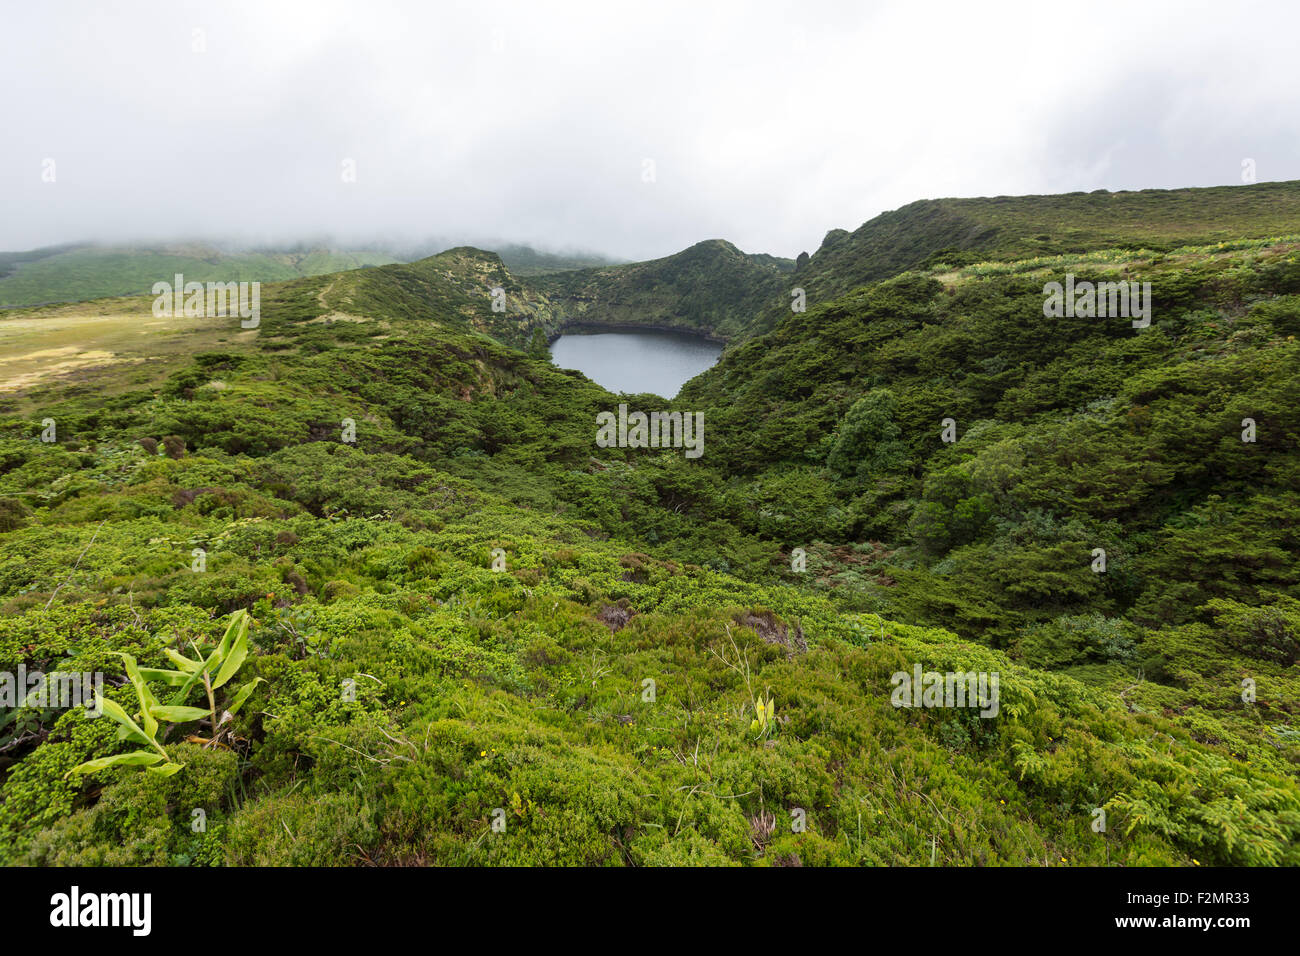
[0, 181, 1298, 867]
[521, 239, 793, 342]
[0, 241, 620, 310]
[310, 240, 796, 351]
[0, 243, 403, 308]
[790, 179, 1300, 310]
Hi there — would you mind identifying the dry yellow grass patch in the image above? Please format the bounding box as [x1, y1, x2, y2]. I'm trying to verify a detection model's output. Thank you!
[0, 294, 258, 396]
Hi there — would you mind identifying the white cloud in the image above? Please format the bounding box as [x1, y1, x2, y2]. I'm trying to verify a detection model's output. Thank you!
[2, 0, 1298, 258]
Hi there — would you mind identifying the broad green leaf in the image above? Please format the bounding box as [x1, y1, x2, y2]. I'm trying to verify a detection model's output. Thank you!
[162, 648, 202, 673]
[212, 613, 250, 689]
[169, 668, 204, 705]
[118, 653, 158, 740]
[115, 724, 154, 746]
[138, 667, 192, 686]
[212, 609, 247, 668]
[149, 705, 211, 723]
[145, 761, 185, 777]
[165, 610, 257, 706]
[228, 677, 266, 715]
[65, 751, 164, 777]
[171, 609, 249, 704]
[98, 695, 153, 745]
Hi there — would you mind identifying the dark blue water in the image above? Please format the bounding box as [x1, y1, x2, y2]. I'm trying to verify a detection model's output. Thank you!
[550, 329, 722, 397]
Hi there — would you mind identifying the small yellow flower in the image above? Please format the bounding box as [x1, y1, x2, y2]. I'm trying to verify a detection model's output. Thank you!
[479, 750, 486, 757]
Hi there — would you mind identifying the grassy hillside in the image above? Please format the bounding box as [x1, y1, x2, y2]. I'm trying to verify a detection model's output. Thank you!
[0, 244, 84, 281]
[1, 181, 1298, 867]
[0, 238, 787, 350]
[791, 179, 1300, 310]
[305, 240, 794, 352]
[522, 239, 792, 342]
[0, 244, 402, 309]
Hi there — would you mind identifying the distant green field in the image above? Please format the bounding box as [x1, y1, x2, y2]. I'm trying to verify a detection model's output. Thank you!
[0, 245, 400, 308]
[0, 242, 627, 307]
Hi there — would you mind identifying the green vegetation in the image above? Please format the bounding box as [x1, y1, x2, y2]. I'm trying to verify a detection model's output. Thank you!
[794, 179, 1300, 303]
[522, 239, 792, 343]
[63, 609, 263, 779]
[0, 244, 403, 309]
[1, 180, 1298, 866]
[0, 241, 622, 311]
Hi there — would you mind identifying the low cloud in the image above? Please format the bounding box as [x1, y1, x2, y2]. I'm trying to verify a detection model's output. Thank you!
[2, 0, 1298, 259]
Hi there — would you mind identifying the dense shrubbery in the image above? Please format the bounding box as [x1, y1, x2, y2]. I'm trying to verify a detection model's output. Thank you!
[1, 198, 1297, 866]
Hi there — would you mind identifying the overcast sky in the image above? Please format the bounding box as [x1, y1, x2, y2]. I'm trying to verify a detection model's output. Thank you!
[2, 0, 1298, 260]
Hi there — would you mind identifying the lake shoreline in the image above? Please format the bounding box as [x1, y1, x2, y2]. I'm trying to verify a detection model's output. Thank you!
[545, 321, 729, 346]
